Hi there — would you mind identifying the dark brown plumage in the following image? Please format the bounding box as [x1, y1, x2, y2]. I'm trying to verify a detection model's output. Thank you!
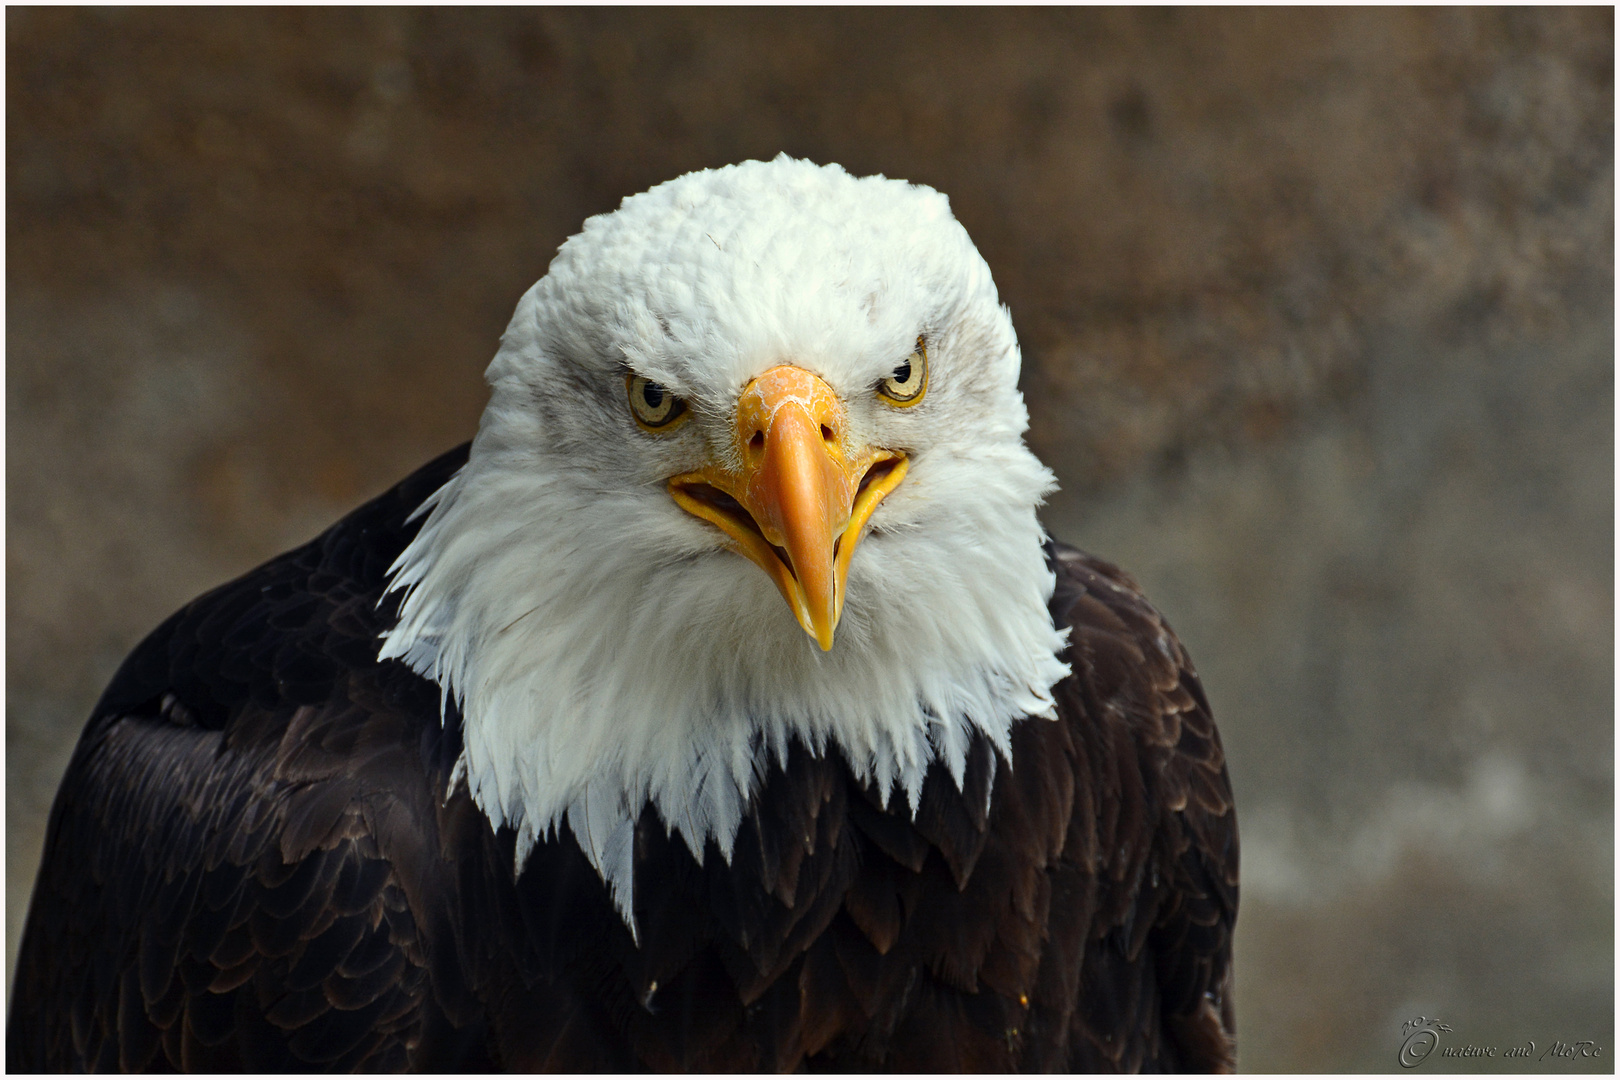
[8, 442, 1238, 1072]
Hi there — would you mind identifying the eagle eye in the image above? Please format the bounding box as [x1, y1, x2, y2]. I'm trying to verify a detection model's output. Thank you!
[877, 338, 928, 407]
[627, 374, 688, 430]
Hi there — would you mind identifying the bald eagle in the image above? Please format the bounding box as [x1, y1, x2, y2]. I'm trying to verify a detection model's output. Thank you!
[9, 157, 1237, 1072]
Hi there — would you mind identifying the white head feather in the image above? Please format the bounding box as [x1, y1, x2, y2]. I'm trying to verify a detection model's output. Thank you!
[380, 156, 1071, 928]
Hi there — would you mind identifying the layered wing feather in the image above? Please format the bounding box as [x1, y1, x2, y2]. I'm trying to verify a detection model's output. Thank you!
[6, 446, 485, 1072]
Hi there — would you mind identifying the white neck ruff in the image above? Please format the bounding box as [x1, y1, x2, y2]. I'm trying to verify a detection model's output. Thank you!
[379, 435, 1068, 931]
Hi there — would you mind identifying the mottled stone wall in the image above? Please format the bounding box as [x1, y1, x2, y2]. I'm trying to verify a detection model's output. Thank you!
[8, 9, 1611, 1069]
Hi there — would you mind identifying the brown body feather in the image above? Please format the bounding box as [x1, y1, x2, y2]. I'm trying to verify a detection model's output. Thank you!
[9, 443, 1238, 1072]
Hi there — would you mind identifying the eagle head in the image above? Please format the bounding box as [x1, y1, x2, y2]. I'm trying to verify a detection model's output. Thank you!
[380, 156, 1070, 921]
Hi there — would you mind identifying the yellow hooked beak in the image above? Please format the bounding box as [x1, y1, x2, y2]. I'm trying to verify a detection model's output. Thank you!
[669, 366, 908, 651]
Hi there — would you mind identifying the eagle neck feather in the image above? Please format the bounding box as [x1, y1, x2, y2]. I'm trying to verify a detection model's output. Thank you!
[379, 433, 1070, 930]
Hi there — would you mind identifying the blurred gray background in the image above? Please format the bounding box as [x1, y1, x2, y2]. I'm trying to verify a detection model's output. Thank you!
[7, 9, 1612, 1070]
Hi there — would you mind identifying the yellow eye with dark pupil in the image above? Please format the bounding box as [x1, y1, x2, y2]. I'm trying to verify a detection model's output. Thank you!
[627, 374, 687, 429]
[878, 339, 928, 406]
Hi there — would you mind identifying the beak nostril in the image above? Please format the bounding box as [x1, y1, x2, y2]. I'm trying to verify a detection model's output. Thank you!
[821, 424, 836, 443]
[748, 430, 765, 452]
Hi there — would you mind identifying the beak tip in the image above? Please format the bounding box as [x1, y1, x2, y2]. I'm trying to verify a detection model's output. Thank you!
[791, 598, 838, 652]
[802, 613, 837, 652]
